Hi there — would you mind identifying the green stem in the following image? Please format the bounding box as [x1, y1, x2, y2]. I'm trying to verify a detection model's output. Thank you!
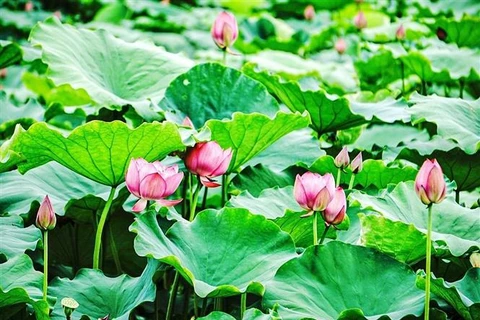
[348, 174, 355, 190]
[202, 186, 209, 210]
[424, 204, 433, 320]
[201, 297, 208, 316]
[319, 224, 331, 245]
[43, 230, 48, 301]
[214, 297, 222, 311]
[222, 49, 227, 65]
[193, 292, 199, 318]
[455, 189, 460, 204]
[401, 61, 405, 95]
[182, 172, 189, 218]
[108, 221, 122, 274]
[240, 293, 247, 318]
[93, 186, 116, 270]
[336, 168, 341, 187]
[421, 79, 427, 95]
[459, 79, 464, 99]
[221, 174, 230, 206]
[166, 271, 180, 320]
[313, 212, 318, 245]
[189, 176, 202, 222]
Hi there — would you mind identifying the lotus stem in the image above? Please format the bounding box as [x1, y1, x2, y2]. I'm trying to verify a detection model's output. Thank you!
[202, 187, 209, 210]
[189, 176, 202, 222]
[240, 293, 247, 318]
[313, 211, 318, 245]
[43, 230, 48, 301]
[166, 271, 180, 320]
[348, 174, 355, 190]
[455, 189, 460, 204]
[336, 168, 341, 187]
[424, 204, 433, 320]
[319, 224, 331, 245]
[221, 174, 229, 206]
[93, 186, 116, 270]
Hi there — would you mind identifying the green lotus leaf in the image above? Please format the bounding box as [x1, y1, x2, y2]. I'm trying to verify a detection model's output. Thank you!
[263, 242, 424, 319]
[362, 21, 431, 43]
[199, 308, 280, 320]
[309, 156, 418, 189]
[0, 124, 25, 173]
[0, 42, 22, 69]
[231, 164, 294, 197]
[12, 120, 184, 186]
[130, 208, 297, 298]
[426, 16, 480, 48]
[412, 0, 480, 19]
[47, 259, 159, 320]
[351, 181, 480, 257]
[207, 112, 309, 172]
[0, 8, 52, 31]
[160, 63, 279, 128]
[0, 254, 51, 319]
[29, 17, 193, 119]
[408, 93, 480, 154]
[0, 91, 44, 139]
[0, 215, 42, 260]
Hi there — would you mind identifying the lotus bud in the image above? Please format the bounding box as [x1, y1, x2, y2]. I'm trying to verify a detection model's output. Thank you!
[470, 253, 480, 268]
[354, 11, 367, 29]
[35, 196, 56, 231]
[53, 10, 62, 19]
[25, 1, 33, 12]
[185, 141, 233, 188]
[322, 187, 346, 225]
[0, 68, 6, 79]
[62, 297, 79, 319]
[182, 116, 194, 128]
[304, 5, 315, 21]
[415, 159, 447, 205]
[125, 158, 184, 212]
[350, 152, 363, 174]
[294, 172, 335, 214]
[211, 11, 238, 50]
[334, 147, 350, 169]
[396, 24, 405, 40]
[335, 38, 347, 55]
[436, 27, 447, 41]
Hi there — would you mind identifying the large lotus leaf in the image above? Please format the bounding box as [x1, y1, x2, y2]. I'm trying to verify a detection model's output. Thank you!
[0, 124, 25, 173]
[426, 16, 480, 48]
[362, 21, 431, 43]
[29, 17, 193, 119]
[160, 63, 279, 128]
[0, 162, 111, 216]
[350, 181, 480, 257]
[412, 0, 480, 19]
[309, 156, 418, 189]
[0, 255, 50, 319]
[408, 93, 480, 154]
[199, 308, 280, 320]
[416, 268, 480, 320]
[12, 120, 184, 186]
[243, 64, 410, 134]
[47, 259, 159, 320]
[0, 215, 42, 260]
[0, 8, 52, 31]
[263, 242, 424, 319]
[207, 112, 309, 172]
[130, 208, 297, 298]
[0, 42, 22, 69]
[231, 164, 294, 197]
[0, 92, 44, 138]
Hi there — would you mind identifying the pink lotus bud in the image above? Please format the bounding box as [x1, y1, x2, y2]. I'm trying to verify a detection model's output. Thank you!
[25, 1, 33, 12]
[396, 24, 405, 40]
[334, 38, 347, 55]
[436, 27, 447, 41]
[182, 117, 194, 128]
[294, 172, 335, 213]
[354, 11, 367, 29]
[322, 187, 346, 225]
[211, 11, 238, 50]
[35, 196, 56, 230]
[351, 152, 363, 174]
[53, 11, 62, 19]
[0, 68, 7, 79]
[125, 158, 184, 212]
[185, 141, 233, 188]
[304, 5, 315, 21]
[414, 159, 447, 205]
[334, 146, 350, 169]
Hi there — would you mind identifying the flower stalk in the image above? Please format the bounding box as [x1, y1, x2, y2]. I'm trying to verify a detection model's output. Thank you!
[319, 225, 331, 245]
[424, 204, 433, 320]
[42, 230, 48, 301]
[93, 186, 116, 270]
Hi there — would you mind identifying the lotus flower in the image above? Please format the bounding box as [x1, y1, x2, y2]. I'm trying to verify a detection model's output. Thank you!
[334, 146, 350, 169]
[126, 158, 184, 212]
[396, 24, 405, 40]
[415, 159, 446, 205]
[185, 141, 233, 188]
[294, 172, 335, 215]
[211, 11, 238, 50]
[354, 11, 367, 29]
[25, 1, 33, 12]
[351, 152, 363, 174]
[335, 38, 346, 55]
[304, 5, 315, 21]
[322, 187, 346, 225]
[36, 196, 56, 230]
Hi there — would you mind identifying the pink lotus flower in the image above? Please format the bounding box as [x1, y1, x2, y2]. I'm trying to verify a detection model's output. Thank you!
[304, 5, 315, 21]
[185, 141, 233, 188]
[25, 1, 33, 12]
[294, 172, 335, 215]
[354, 11, 367, 29]
[351, 152, 363, 174]
[322, 187, 346, 225]
[211, 11, 238, 50]
[335, 38, 347, 55]
[334, 146, 349, 169]
[396, 24, 405, 40]
[36, 196, 56, 230]
[415, 159, 446, 205]
[182, 117, 194, 128]
[126, 158, 184, 212]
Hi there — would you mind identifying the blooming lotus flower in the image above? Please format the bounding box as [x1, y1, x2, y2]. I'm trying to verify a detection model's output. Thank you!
[354, 11, 367, 29]
[211, 11, 238, 50]
[415, 159, 446, 205]
[396, 24, 405, 40]
[185, 141, 233, 188]
[126, 158, 184, 212]
[304, 5, 315, 21]
[351, 152, 363, 174]
[334, 146, 349, 169]
[36, 196, 56, 230]
[335, 38, 347, 55]
[294, 172, 335, 214]
[322, 187, 346, 225]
